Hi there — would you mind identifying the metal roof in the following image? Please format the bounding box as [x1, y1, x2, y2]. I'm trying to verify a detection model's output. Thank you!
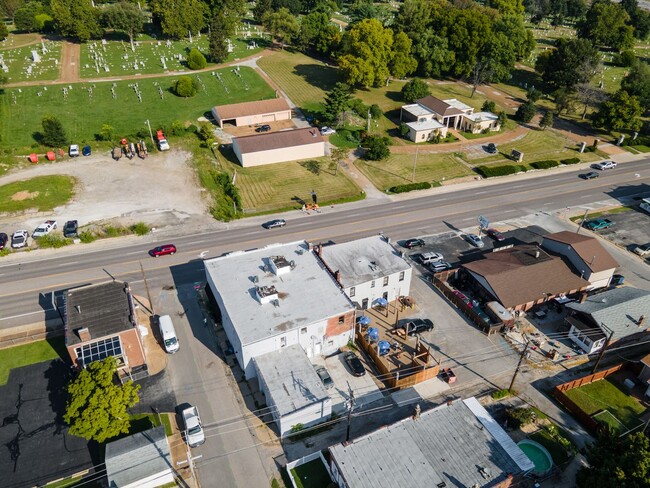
[319, 235, 411, 288]
[329, 398, 532, 488]
[233, 127, 324, 154]
[212, 98, 290, 121]
[254, 344, 330, 417]
[204, 241, 355, 346]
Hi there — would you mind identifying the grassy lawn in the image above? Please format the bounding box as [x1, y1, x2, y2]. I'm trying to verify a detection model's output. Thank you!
[257, 50, 340, 112]
[0, 40, 62, 82]
[79, 36, 267, 78]
[128, 412, 173, 436]
[45, 475, 103, 488]
[564, 378, 647, 432]
[569, 206, 633, 222]
[0, 175, 75, 212]
[529, 428, 572, 465]
[0, 337, 66, 385]
[2, 32, 46, 49]
[218, 149, 364, 213]
[0, 66, 275, 152]
[290, 459, 332, 488]
[356, 152, 473, 191]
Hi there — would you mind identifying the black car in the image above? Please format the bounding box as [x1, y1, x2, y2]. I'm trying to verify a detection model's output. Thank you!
[263, 219, 286, 229]
[486, 143, 497, 154]
[255, 124, 271, 133]
[63, 220, 78, 238]
[343, 351, 366, 376]
[404, 318, 434, 336]
[0, 232, 8, 250]
[404, 238, 425, 249]
[314, 365, 334, 389]
[581, 172, 599, 180]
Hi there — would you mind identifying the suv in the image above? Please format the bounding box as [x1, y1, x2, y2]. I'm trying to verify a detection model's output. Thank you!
[404, 238, 425, 249]
[404, 318, 434, 336]
[149, 244, 177, 257]
[421, 252, 444, 265]
[11, 230, 29, 248]
[69, 144, 80, 157]
[255, 124, 271, 133]
[63, 220, 78, 238]
[0, 232, 8, 250]
[593, 160, 616, 170]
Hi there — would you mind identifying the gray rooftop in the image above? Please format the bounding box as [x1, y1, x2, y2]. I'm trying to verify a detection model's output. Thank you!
[566, 287, 650, 339]
[254, 344, 330, 417]
[402, 103, 434, 117]
[329, 398, 533, 488]
[65, 281, 136, 346]
[106, 426, 172, 487]
[204, 241, 355, 346]
[319, 235, 411, 288]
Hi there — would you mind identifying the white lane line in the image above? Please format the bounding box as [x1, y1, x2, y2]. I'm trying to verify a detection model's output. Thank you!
[125, 251, 142, 255]
[59, 261, 78, 266]
[0, 309, 54, 321]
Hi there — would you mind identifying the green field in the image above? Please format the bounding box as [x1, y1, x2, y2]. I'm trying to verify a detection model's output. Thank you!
[564, 378, 647, 432]
[0, 66, 275, 151]
[356, 152, 473, 190]
[290, 459, 332, 488]
[0, 175, 75, 213]
[0, 338, 65, 385]
[0, 40, 62, 82]
[79, 36, 266, 78]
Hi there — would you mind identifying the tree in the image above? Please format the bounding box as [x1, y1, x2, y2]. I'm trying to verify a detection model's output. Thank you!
[539, 111, 553, 129]
[394, 0, 435, 40]
[262, 8, 299, 49]
[412, 29, 455, 78]
[621, 62, 650, 110]
[527, 86, 542, 102]
[323, 82, 353, 124]
[482, 100, 496, 112]
[444, 8, 493, 78]
[401, 78, 430, 103]
[498, 111, 508, 127]
[577, 432, 650, 487]
[553, 87, 576, 115]
[98, 124, 115, 141]
[363, 135, 390, 160]
[41, 115, 68, 146]
[592, 89, 642, 131]
[174, 76, 199, 97]
[208, 12, 231, 63]
[187, 48, 207, 70]
[485, 0, 524, 15]
[537, 38, 600, 90]
[575, 83, 607, 119]
[389, 31, 418, 80]
[0, 22, 7, 40]
[578, 0, 634, 50]
[64, 357, 141, 443]
[514, 100, 537, 122]
[150, 0, 207, 40]
[101, 2, 146, 49]
[252, 0, 272, 23]
[296, 11, 340, 55]
[51, 0, 102, 41]
[0, 0, 24, 22]
[330, 146, 350, 176]
[494, 14, 535, 61]
[14, 1, 45, 32]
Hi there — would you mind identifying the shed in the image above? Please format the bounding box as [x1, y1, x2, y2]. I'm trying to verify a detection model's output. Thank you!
[212, 98, 292, 128]
[28, 153, 38, 163]
[46, 151, 56, 161]
[232, 128, 325, 167]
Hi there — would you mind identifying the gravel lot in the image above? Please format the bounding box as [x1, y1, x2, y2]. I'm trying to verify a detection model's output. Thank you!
[0, 150, 211, 234]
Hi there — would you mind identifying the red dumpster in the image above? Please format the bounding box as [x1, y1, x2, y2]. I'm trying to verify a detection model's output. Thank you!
[46, 151, 56, 161]
[28, 153, 38, 163]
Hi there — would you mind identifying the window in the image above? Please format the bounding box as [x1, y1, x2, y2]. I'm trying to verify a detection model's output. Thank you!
[350, 287, 355, 297]
[383, 276, 389, 286]
[399, 271, 405, 282]
[371, 280, 375, 288]
[300, 327, 307, 335]
[338, 316, 345, 324]
[280, 336, 287, 347]
[328, 340, 334, 347]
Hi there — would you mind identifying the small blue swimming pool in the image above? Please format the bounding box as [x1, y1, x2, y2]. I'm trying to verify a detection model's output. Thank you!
[518, 439, 553, 476]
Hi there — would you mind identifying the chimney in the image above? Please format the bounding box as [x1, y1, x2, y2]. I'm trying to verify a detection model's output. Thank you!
[638, 315, 646, 327]
[77, 327, 91, 342]
[579, 292, 588, 304]
[334, 270, 341, 285]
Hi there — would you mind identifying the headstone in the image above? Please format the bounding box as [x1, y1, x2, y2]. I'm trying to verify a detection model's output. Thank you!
[579, 142, 586, 153]
[633, 132, 638, 140]
[617, 134, 625, 146]
[31, 50, 41, 62]
[102, 39, 108, 45]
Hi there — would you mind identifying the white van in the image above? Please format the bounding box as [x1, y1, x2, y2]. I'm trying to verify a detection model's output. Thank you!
[159, 315, 179, 353]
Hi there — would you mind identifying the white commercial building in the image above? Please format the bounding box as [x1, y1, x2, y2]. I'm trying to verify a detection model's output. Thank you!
[204, 241, 356, 378]
[232, 127, 326, 167]
[318, 235, 412, 309]
[254, 344, 332, 437]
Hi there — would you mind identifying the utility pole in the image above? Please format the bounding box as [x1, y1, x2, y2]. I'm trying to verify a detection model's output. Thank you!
[591, 325, 615, 374]
[412, 146, 419, 182]
[509, 337, 529, 392]
[140, 261, 155, 316]
[576, 208, 589, 234]
[346, 382, 355, 442]
[145, 119, 155, 148]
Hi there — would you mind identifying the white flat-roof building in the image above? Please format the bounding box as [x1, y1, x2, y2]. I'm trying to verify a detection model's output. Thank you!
[254, 344, 332, 437]
[318, 235, 412, 309]
[204, 241, 356, 378]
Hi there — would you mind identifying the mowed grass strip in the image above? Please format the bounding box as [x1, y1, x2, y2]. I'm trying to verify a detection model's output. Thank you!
[0, 66, 275, 150]
[355, 152, 472, 191]
[0, 338, 65, 385]
[0, 175, 75, 213]
[564, 378, 647, 429]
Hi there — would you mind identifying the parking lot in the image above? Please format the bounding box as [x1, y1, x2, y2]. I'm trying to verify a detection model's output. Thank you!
[587, 207, 650, 262]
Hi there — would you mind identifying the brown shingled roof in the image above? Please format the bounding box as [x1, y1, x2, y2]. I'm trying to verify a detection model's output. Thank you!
[416, 96, 464, 117]
[463, 245, 589, 309]
[542, 231, 618, 272]
[213, 98, 291, 121]
[234, 127, 324, 154]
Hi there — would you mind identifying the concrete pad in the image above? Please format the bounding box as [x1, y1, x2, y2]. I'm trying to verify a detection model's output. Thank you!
[413, 377, 451, 400]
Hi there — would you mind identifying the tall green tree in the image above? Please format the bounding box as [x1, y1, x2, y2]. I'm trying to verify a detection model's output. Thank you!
[14, 1, 45, 32]
[101, 2, 146, 49]
[252, 0, 272, 23]
[296, 11, 339, 55]
[514, 99, 537, 122]
[51, 0, 102, 41]
[622, 0, 650, 40]
[494, 14, 535, 60]
[389, 32, 418, 80]
[0, 0, 24, 22]
[205, 0, 245, 33]
[262, 8, 299, 48]
[330, 146, 350, 176]
[41, 115, 68, 146]
[578, 0, 634, 50]
[485, 0, 524, 15]
[338, 18, 394, 87]
[401, 78, 430, 103]
[412, 29, 455, 78]
[150, 0, 207, 40]
[592, 89, 642, 131]
[363, 135, 390, 160]
[621, 62, 650, 110]
[208, 11, 231, 63]
[323, 82, 353, 124]
[64, 357, 141, 443]
[394, 0, 435, 39]
[444, 7, 493, 77]
[536, 38, 600, 90]
[0, 21, 7, 40]
[539, 111, 553, 129]
[187, 47, 207, 69]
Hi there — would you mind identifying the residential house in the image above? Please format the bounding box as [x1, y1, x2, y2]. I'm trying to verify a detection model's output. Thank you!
[317, 235, 412, 309]
[64, 281, 147, 376]
[232, 127, 325, 167]
[566, 287, 650, 354]
[328, 397, 534, 488]
[461, 245, 589, 311]
[542, 231, 618, 290]
[211, 98, 291, 128]
[254, 344, 332, 437]
[204, 241, 356, 378]
[105, 426, 174, 488]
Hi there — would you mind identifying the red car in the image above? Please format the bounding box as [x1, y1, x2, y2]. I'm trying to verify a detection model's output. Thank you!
[486, 229, 505, 241]
[452, 290, 474, 308]
[149, 244, 177, 257]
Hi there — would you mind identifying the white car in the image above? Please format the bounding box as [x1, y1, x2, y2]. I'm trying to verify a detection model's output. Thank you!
[158, 139, 170, 151]
[182, 406, 205, 447]
[33, 220, 58, 237]
[465, 234, 485, 248]
[593, 160, 616, 170]
[69, 144, 80, 157]
[421, 252, 444, 265]
[320, 126, 336, 136]
[11, 230, 29, 248]
[429, 261, 452, 272]
[634, 243, 650, 257]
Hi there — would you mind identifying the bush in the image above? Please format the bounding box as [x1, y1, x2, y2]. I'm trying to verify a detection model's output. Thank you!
[476, 165, 527, 177]
[401, 78, 430, 103]
[363, 135, 391, 160]
[399, 123, 410, 137]
[491, 388, 513, 400]
[79, 230, 96, 243]
[174, 76, 199, 97]
[36, 234, 70, 248]
[369, 103, 382, 119]
[561, 157, 581, 165]
[615, 50, 637, 67]
[482, 100, 496, 113]
[350, 98, 369, 118]
[505, 407, 537, 428]
[389, 181, 432, 193]
[130, 222, 150, 236]
[97, 124, 115, 142]
[186, 48, 207, 70]
[531, 159, 560, 169]
[515, 100, 537, 123]
[0, 247, 10, 257]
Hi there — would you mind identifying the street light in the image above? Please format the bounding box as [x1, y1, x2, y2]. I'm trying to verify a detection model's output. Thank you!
[144, 119, 155, 148]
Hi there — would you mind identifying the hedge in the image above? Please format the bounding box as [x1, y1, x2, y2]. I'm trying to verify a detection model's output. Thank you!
[389, 181, 432, 193]
[560, 157, 581, 165]
[476, 165, 527, 178]
[531, 160, 560, 169]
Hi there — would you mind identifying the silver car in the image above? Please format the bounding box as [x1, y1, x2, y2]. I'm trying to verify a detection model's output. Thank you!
[465, 234, 484, 248]
[314, 365, 334, 389]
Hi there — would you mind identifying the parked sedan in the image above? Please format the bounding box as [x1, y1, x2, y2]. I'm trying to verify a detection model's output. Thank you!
[452, 290, 474, 308]
[63, 220, 78, 238]
[320, 126, 336, 136]
[464, 234, 484, 248]
[429, 261, 452, 272]
[486, 229, 505, 241]
[592, 160, 617, 170]
[11, 230, 29, 249]
[149, 244, 177, 257]
[403, 238, 425, 249]
[314, 365, 334, 389]
[580, 172, 599, 180]
[0, 232, 8, 250]
[404, 318, 434, 336]
[263, 219, 286, 229]
[486, 143, 497, 154]
[634, 243, 650, 257]
[343, 351, 366, 377]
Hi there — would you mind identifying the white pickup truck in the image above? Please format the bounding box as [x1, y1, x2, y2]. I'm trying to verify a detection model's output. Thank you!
[33, 220, 58, 237]
[182, 405, 205, 447]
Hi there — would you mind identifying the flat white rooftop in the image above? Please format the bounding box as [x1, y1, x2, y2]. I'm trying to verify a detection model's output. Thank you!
[465, 111, 498, 122]
[406, 119, 446, 131]
[204, 241, 354, 345]
[402, 103, 434, 117]
[444, 98, 473, 112]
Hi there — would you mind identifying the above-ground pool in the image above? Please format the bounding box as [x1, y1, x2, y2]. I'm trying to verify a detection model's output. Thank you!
[518, 439, 553, 476]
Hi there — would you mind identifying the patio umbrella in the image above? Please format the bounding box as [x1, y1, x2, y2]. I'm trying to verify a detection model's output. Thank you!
[366, 327, 379, 342]
[357, 316, 371, 326]
[375, 297, 388, 307]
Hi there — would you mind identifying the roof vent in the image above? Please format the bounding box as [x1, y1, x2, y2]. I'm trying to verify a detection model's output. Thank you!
[251, 275, 259, 283]
[256, 285, 278, 304]
[270, 255, 292, 276]
[75, 305, 81, 313]
[77, 327, 91, 342]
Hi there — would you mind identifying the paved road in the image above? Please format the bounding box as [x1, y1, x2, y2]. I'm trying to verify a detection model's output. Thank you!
[1, 159, 649, 330]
